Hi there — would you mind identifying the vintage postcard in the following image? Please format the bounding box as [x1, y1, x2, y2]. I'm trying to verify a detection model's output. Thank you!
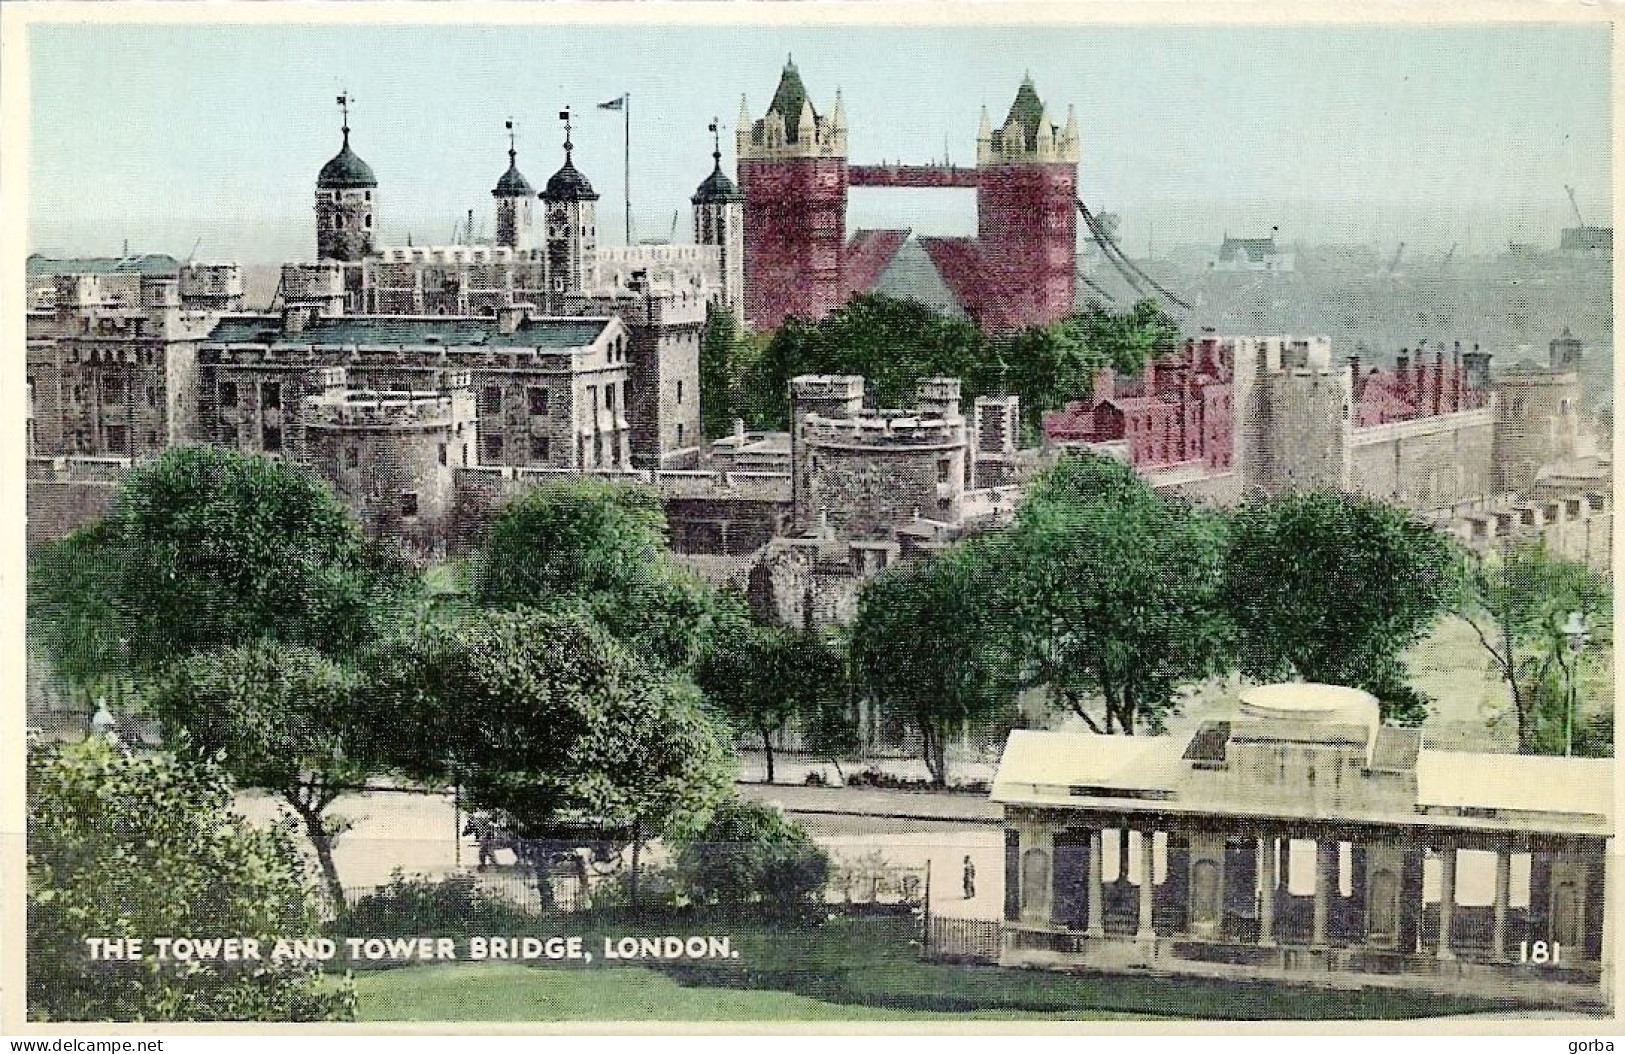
[3, 2, 1618, 1037]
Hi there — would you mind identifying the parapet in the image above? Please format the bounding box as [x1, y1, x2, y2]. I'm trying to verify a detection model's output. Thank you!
[801, 409, 965, 449]
[304, 389, 459, 430]
[179, 262, 244, 298]
[791, 374, 866, 403]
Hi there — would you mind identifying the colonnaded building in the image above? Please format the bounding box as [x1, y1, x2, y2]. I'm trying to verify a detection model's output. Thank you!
[992, 684, 1613, 1008]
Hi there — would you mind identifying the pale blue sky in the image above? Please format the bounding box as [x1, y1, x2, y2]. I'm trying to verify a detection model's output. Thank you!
[27, 22, 1612, 262]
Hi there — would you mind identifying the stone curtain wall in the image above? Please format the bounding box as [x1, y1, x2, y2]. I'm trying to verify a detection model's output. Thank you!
[1350, 410, 1495, 512]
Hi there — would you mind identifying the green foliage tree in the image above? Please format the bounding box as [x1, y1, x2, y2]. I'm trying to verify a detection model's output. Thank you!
[470, 477, 733, 671]
[741, 294, 986, 430]
[1455, 540, 1613, 753]
[27, 738, 355, 1023]
[850, 538, 1019, 786]
[734, 294, 1181, 438]
[697, 622, 850, 783]
[1003, 453, 1230, 735]
[673, 797, 831, 910]
[1221, 491, 1458, 725]
[29, 446, 410, 682]
[988, 300, 1180, 437]
[147, 643, 385, 909]
[699, 307, 766, 440]
[378, 608, 734, 905]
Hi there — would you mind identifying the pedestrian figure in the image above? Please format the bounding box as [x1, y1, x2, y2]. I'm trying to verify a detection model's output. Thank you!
[463, 813, 498, 871]
[962, 855, 977, 899]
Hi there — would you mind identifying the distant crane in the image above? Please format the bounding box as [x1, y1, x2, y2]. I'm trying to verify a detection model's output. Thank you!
[1387, 241, 1406, 275]
[1565, 184, 1586, 227]
[1440, 242, 1457, 270]
[185, 236, 203, 265]
[670, 209, 679, 243]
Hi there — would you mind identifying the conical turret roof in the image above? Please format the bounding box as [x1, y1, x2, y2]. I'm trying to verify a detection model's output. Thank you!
[766, 55, 818, 142]
[1000, 75, 1049, 152]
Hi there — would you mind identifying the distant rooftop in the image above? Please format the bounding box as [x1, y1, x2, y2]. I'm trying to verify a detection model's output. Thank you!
[205, 314, 612, 350]
[27, 253, 181, 277]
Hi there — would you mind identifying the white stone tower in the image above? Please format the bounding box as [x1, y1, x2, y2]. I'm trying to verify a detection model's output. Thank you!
[492, 119, 536, 251]
[691, 118, 745, 316]
[315, 93, 378, 263]
[541, 109, 599, 294]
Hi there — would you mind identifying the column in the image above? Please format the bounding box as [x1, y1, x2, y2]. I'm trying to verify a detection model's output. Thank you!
[1136, 829, 1155, 941]
[1492, 847, 1511, 961]
[1312, 840, 1334, 946]
[1086, 827, 1105, 937]
[1436, 845, 1457, 961]
[1258, 835, 1277, 947]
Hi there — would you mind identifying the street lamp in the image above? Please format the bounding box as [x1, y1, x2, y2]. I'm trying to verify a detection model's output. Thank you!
[1561, 610, 1591, 757]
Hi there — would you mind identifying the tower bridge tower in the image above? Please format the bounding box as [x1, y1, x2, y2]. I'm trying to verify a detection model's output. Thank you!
[974, 76, 1080, 331]
[737, 57, 849, 331]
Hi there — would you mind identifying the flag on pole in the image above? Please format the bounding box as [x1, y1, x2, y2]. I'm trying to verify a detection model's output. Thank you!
[598, 95, 626, 111]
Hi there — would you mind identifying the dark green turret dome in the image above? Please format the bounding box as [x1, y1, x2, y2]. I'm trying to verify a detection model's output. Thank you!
[493, 157, 534, 197]
[766, 55, 817, 142]
[691, 153, 742, 204]
[317, 131, 378, 189]
[543, 142, 598, 202]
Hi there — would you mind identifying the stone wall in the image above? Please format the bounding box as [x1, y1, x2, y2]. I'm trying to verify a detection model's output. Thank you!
[1349, 410, 1495, 512]
[26, 457, 130, 550]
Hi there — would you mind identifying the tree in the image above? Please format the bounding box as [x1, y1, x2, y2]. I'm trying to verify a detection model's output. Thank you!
[29, 446, 411, 681]
[987, 299, 1180, 437]
[1455, 540, 1612, 753]
[697, 622, 849, 783]
[1221, 491, 1458, 725]
[741, 294, 986, 430]
[699, 307, 766, 440]
[1003, 453, 1231, 735]
[674, 798, 831, 910]
[470, 477, 731, 671]
[146, 643, 385, 910]
[850, 538, 1019, 786]
[28, 738, 355, 1022]
[378, 608, 734, 905]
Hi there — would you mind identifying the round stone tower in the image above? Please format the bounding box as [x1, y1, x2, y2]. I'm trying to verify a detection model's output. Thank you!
[315, 94, 378, 263]
[692, 121, 746, 317]
[974, 76, 1079, 331]
[492, 120, 536, 252]
[737, 57, 849, 331]
[541, 112, 599, 295]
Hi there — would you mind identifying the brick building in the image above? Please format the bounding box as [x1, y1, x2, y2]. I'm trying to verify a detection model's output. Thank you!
[1043, 334, 1518, 514]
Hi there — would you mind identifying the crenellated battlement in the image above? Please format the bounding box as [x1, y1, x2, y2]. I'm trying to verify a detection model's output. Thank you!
[802, 411, 965, 449]
[304, 390, 460, 430]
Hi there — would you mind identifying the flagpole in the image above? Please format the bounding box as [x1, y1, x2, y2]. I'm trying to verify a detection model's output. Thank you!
[624, 93, 632, 246]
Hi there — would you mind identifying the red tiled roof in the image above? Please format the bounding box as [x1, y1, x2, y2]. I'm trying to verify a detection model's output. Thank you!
[916, 236, 986, 319]
[843, 229, 912, 298]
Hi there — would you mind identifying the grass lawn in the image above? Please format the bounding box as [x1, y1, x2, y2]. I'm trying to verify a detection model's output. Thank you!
[348, 914, 1507, 1022]
[353, 961, 1145, 1021]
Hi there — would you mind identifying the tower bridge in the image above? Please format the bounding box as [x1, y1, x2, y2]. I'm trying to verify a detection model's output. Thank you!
[739, 59, 1080, 333]
[847, 164, 981, 189]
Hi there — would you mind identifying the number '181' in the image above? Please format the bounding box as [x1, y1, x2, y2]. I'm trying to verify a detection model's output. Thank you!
[1519, 940, 1561, 964]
